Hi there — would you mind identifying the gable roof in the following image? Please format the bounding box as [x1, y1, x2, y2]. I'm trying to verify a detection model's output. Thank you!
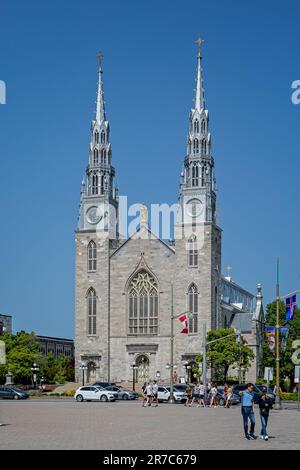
[110, 223, 175, 258]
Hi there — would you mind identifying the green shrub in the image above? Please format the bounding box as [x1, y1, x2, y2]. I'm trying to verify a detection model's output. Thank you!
[280, 392, 298, 401]
[62, 390, 75, 397]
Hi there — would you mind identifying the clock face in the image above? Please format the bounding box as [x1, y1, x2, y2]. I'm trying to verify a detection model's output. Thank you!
[186, 199, 203, 218]
[86, 206, 102, 225]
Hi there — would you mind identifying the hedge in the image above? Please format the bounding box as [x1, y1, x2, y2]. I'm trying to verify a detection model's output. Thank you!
[280, 392, 298, 401]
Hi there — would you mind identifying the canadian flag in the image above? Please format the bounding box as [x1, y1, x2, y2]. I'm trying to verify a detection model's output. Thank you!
[179, 314, 188, 334]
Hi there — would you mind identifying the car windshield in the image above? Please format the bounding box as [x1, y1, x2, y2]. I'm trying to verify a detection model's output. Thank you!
[10, 388, 24, 393]
[95, 386, 104, 390]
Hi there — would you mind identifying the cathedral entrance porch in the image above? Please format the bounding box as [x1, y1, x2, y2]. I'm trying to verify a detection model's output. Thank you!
[136, 354, 150, 383]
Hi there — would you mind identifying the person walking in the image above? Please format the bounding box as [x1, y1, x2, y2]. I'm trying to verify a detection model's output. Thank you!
[209, 383, 218, 408]
[258, 387, 273, 440]
[142, 382, 147, 407]
[152, 380, 159, 407]
[225, 385, 233, 408]
[191, 383, 200, 406]
[239, 383, 256, 440]
[185, 384, 192, 407]
[146, 382, 153, 407]
[197, 382, 206, 407]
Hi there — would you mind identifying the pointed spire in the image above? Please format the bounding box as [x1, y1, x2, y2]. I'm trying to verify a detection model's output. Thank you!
[195, 36, 205, 111]
[95, 51, 106, 123]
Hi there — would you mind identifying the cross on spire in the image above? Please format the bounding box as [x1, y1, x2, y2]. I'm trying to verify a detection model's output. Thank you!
[196, 36, 204, 55]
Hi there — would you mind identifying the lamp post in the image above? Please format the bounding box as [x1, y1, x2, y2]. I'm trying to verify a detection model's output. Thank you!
[275, 259, 282, 410]
[79, 362, 88, 386]
[130, 362, 138, 391]
[31, 363, 39, 389]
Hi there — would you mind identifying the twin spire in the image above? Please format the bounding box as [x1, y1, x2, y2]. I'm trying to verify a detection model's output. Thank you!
[95, 51, 106, 123]
[94, 38, 205, 122]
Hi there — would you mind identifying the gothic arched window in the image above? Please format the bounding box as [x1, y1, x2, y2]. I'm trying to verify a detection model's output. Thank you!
[128, 270, 158, 335]
[95, 131, 99, 144]
[193, 138, 199, 154]
[201, 119, 206, 134]
[194, 119, 199, 133]
[92, 174, 98, 195]
[100, 175, 104, 195]
[188, 284, 198, 334]
[93, 148, 98, 165]
[192, 164, 199, 187]
[101, 130, 106, 144]
[201, 139, 206, 156]
[188, 235, 198, 267]
[101, 149, 106, 164]
[88, 240, 97, 272]
[87, 288, 97, 335]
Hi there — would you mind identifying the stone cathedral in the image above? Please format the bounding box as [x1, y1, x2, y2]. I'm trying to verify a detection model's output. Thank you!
[75, 41, 263, 385]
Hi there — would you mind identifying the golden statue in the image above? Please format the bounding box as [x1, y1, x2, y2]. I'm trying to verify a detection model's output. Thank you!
[140, 202, 148, 224]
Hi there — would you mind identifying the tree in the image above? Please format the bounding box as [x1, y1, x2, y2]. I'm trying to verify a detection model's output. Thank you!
[194, 328, 254, 383]
[261, 301, 300, 390]
[0, 332, 75, 385]
[0, 331, 41, 384]
[37, 353, 74, 384]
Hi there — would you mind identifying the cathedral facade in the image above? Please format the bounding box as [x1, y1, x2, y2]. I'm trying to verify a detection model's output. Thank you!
[75, 41, 223, 384]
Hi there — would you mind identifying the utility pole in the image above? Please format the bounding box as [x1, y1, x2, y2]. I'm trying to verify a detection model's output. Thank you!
[275, 259, 282, 409]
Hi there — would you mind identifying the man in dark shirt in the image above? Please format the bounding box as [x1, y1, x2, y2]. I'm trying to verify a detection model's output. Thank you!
[258, 387, 273, 440]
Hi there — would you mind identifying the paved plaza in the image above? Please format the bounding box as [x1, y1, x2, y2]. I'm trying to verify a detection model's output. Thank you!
[0, 399, 299, 450]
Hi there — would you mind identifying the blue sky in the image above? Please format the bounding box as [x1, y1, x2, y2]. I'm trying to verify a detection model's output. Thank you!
[0, 0, 299, 337]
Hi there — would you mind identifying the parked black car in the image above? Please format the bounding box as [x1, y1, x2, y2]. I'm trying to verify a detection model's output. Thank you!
[0, 387, 29, 400]
[233, 384, 275, 404]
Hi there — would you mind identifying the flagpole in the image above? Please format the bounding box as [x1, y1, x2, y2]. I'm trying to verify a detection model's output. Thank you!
[170, 282, 175, 404]
[275, 258, 282, 410]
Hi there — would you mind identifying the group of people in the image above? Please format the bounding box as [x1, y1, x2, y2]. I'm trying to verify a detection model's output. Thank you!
[185, 381, 233, 408]
[240, 383, 273, 441]
[141, 381, 159, 407]
[142, 379, 273, 441]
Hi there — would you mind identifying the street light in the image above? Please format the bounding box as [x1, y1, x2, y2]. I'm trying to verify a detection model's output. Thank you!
[79, 362, 88, 386]
[31, 363, 39, 389]
[130, 361, 138, 391]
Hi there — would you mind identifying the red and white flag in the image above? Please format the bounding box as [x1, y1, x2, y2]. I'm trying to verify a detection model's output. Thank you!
[179, 314, 188, 334]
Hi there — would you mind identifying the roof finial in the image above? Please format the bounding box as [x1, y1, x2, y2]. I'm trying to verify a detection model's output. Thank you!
[195, 36, 205, 111]
[96, 50, 106, 123]
[226, 265, 232, 281]
[140, 202, 148, 225]
[98, 50, 103, 71]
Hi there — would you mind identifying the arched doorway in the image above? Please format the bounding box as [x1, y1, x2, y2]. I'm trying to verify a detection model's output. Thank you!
[136, 355, 150, 383]
[188, 362, 197, 384]
[87, 361, 96, 384]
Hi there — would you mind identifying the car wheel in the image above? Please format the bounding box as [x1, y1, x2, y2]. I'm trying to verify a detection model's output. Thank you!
[76, 394, 83, 402]
[122, 394, 129, 400]
[100, 395, 108, 402]
[218, 397, 225, 406]
[14, 394, 19, 400]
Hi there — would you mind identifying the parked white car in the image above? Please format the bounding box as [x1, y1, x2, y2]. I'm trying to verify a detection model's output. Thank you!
[75, 386, 116, 402]
[157, 386, 186, 403]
